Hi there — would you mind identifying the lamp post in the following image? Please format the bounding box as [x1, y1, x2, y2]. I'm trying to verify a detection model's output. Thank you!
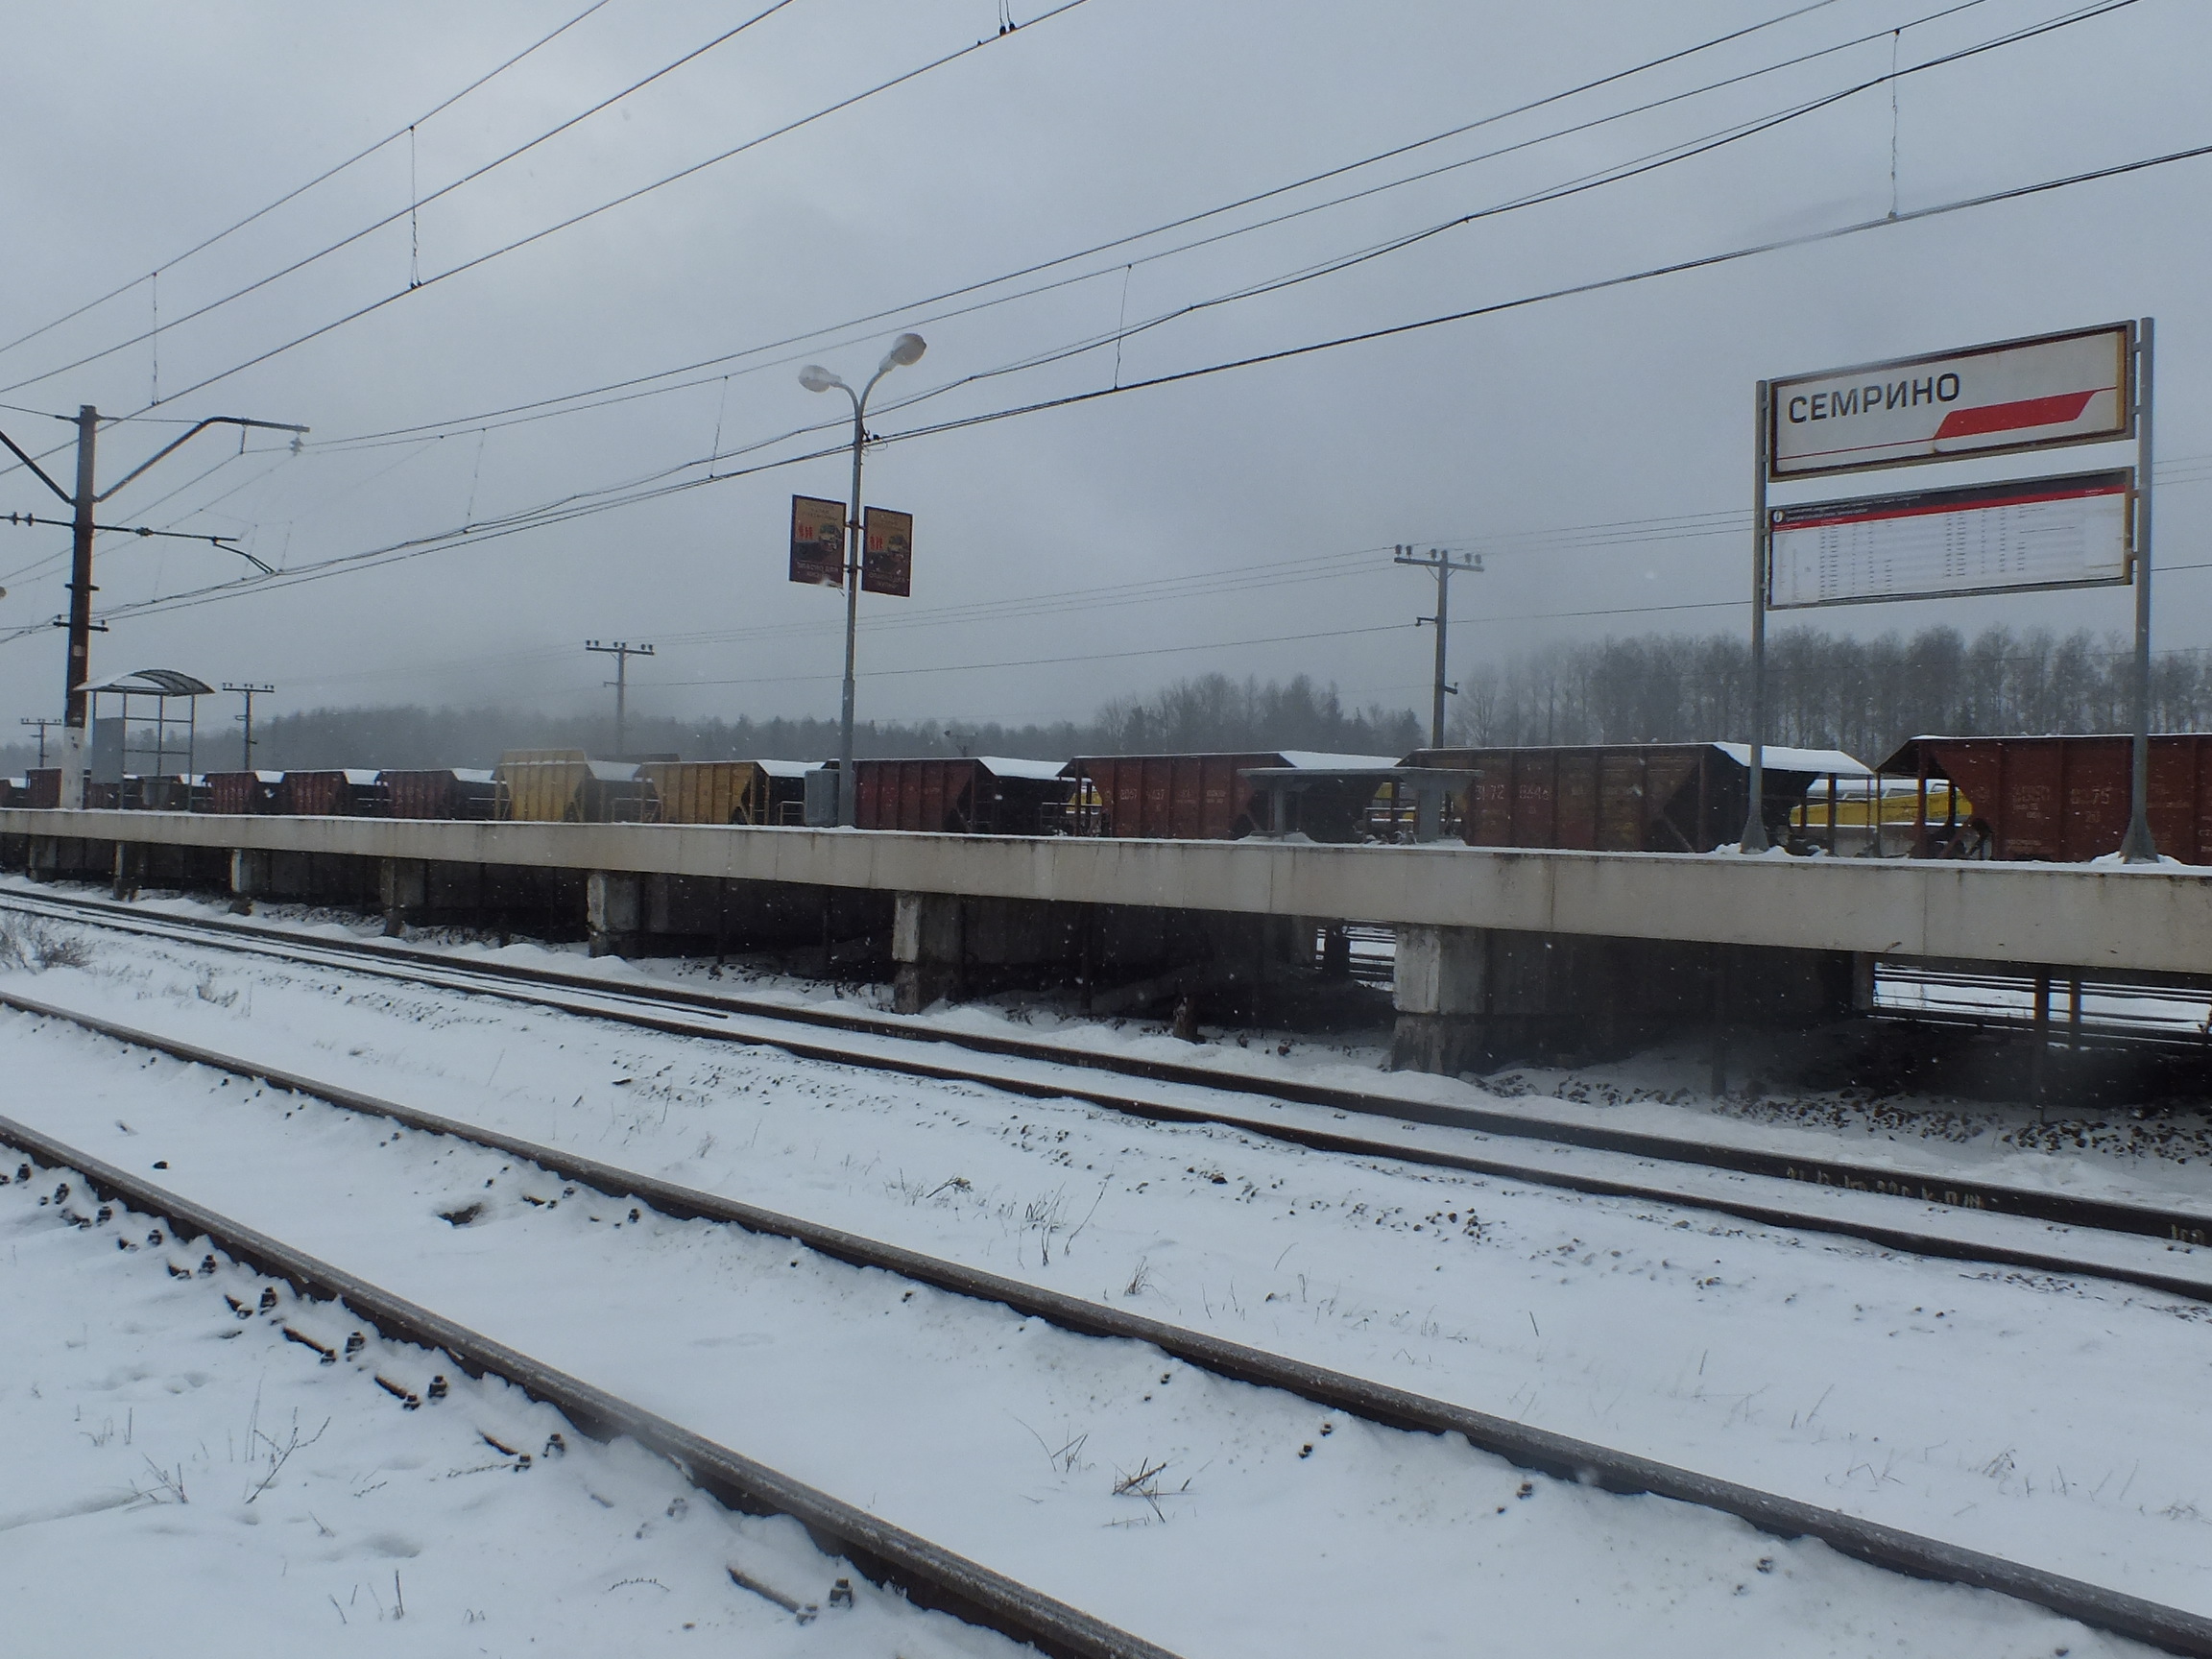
[799, 332, 926, 826]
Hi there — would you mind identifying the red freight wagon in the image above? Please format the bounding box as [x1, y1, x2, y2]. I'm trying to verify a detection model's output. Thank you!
[24, 769, 60, 809]
[1876, 734, 2212, 863]
[381, 768, 498, 820]
[1403, 742, 1868, 854]
[851, 757, 1070, 834]
[202, 771, 281, 814]
[1064, 751, 1398, 841]
[279, 769, 387, 816]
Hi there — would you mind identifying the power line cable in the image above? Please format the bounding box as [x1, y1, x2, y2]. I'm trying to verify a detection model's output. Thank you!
[0, 0, 614, 363]
[855, 0, 2150, 420]
[311, 0, 2004, 452]
[12, 1, 1091, 418]
[0, 0, 809, 401]
[18, 126, 2208, 641]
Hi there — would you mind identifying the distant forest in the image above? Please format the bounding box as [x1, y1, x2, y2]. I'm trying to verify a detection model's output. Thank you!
[0, 672, 1422, 774]
[1450, 624, 2210, 763]
[7, 626, 2205, 775]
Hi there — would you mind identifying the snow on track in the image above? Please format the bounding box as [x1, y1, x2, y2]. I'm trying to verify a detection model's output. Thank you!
[6, 909, 2212, 1621]
[0, 1161, 1009, 1656]
[0, 1025, 2148, 1658]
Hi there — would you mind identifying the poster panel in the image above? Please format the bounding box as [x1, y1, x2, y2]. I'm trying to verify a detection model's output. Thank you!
[862, 506, 913, 598]
[788, 494, 845, 587]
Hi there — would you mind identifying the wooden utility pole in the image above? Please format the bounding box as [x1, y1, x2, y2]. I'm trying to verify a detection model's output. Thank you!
[222, 682, 275, 771]
[1394, 544, 1482, 749]
[585, 639, 655, 757]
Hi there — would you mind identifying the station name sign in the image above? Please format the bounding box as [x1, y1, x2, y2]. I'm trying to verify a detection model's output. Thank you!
[1768, 323, 2132, 478]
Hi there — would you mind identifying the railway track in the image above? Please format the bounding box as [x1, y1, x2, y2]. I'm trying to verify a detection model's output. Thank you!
[5, 882, 2211, 1300]
[0, 1112, 1172, 1659]
[5, 1019, 2212, 1656]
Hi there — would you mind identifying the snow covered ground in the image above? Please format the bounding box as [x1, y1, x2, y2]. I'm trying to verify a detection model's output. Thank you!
[0, 1161, 1013, 1657]
[0, 1019, 2147, 1658]
[5, 887, 2212, 1647]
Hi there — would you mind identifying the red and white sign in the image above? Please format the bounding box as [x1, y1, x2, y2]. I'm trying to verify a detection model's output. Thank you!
[1768, 324, 2131, 478]
[1767, 469, 2132, 609]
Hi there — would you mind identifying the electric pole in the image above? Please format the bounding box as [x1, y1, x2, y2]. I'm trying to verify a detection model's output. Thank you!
[0, 406, 307, 805]
[585, 640, 654, 757]
[1394, 544, 1482, 749]
[18, 716, 60, 767]
[222, 683, 274, 771]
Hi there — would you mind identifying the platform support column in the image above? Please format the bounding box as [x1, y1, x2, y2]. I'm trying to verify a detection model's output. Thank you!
[893, 891, 965, 1014]
[111, 840, 143, 902]
[381, 857, 429, 937]
[228, 848, 270, 914]
[586, 870, 644, 958]
[1388, 924, 1489, 1075]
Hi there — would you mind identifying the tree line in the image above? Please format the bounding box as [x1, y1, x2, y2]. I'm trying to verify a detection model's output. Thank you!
[1450, 624, 2212, 763]
[0, 672, 1421, 774]
[8, 625, 2204, 775]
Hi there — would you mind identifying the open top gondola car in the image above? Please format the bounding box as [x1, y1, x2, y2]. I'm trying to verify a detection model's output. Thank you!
[1402, 741, 1870, 853]
[848, 757, 1071, 835]
[1062, 751, 1400, 841]
[1875, 733, 2212, 863]
[279, 769, 387, 816]
[201, 770, 284, 815]
[381, 767, 499, 820]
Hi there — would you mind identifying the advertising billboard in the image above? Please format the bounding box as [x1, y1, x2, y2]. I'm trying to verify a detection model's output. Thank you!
[862, 506, 913, 598]
[788, 494, 846, 587]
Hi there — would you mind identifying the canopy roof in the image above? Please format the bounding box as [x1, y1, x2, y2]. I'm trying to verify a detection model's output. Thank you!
[73, 667, 214, 697]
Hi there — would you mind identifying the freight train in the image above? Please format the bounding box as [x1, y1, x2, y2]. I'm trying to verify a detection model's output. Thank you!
[5, 734, 2204, 866]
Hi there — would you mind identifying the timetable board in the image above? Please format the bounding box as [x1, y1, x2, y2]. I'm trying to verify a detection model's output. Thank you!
[1767, 469, 2132, 610]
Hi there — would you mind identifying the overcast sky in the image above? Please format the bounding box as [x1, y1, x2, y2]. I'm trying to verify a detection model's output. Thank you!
[1, 0, 2205, 743]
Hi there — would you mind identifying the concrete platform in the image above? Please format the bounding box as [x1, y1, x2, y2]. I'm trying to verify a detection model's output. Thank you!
[6, 808, 2210, 977]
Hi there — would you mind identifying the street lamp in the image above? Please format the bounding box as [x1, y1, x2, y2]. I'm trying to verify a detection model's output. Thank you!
[798, 331, 926, 826]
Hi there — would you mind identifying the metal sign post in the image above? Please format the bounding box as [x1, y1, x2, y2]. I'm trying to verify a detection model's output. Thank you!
[2121, 317, 2157, 861]
[1743, 381, 1770, 853]
[792, 333, 926, 826]
[1749, 321, 2155, 860]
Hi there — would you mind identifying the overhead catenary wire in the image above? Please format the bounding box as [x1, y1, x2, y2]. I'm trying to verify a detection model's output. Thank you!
[308, 0, 2024, 454]
[78, 0, 2146, 580]
[5, 0, 1093, 419]
[0, 0, 615, 363]
[8, 112, 2206, 647]
[0, 0, 811, 402]
[0, 0, 2112, 511]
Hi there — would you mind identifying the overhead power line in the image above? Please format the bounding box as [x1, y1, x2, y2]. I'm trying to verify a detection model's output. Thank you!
[312, 0, 2015, 453]
[0, 0, 809, 401]
[12, 125, 2208, 645]
[8, 0, 1092, 417]
[0, 0, 614, 363]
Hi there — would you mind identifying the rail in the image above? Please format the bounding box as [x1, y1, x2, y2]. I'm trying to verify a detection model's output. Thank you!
[0, 1113, 1176, 1659]
[4, 1015, 2210, 1652]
